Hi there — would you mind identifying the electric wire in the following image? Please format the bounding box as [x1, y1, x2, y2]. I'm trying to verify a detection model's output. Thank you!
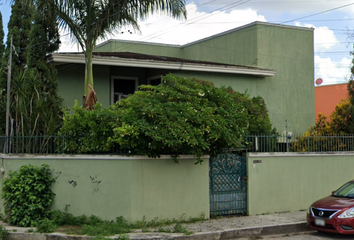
[2, 0, 354, 84]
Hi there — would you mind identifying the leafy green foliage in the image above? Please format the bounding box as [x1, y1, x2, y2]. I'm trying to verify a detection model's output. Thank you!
[173, 223, 192, 235]
[0, 0, 33, 134]
[59, 74, 275, 159]
[109, 74, 248, 163]
[0, 68, 64, 141]
[0, 1, 63, 137]
[4, 1, 33, 71]
[292, 100, 352, 152]
[25, 4, 63, 136]
[46, 210, 202, 236]
[59, 101, 116, 153]
[1, 164, 55, 227]
[225, 88, 275, 134]
[0, 225, 9, 240]
[0, 12, 4, 65]
[36, 219, 57, 233]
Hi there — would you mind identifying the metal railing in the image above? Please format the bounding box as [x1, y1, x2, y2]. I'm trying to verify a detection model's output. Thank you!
[0, 135, 66, 154]
[244, 134, 354, 153]
[2, 134, 354, 154]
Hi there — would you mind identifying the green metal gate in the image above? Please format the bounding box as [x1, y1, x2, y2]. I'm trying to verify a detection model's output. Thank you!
[209, 153, 247, 216]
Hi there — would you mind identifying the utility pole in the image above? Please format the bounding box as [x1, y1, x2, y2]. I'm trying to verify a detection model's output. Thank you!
[4, 35, 13, 154]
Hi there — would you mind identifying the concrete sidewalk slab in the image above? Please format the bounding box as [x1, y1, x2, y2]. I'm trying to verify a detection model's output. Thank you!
[2, 211, 312, 240]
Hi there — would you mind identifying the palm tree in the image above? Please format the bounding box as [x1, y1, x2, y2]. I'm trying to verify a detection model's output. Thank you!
[29, 0, 187, 102]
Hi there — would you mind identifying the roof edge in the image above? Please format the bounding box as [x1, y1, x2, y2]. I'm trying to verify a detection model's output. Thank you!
[93, 21, 313, 50]
[48, 53, 276, 77]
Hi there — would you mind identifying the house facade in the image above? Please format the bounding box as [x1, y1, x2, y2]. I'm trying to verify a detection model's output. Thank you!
[50, 21, 315, 134]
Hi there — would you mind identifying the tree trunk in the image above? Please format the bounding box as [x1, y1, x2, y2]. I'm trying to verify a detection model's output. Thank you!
[84, 48, 94, 97]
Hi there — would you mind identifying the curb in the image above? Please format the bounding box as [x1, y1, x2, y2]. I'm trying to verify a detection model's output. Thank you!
[6, 222, 311, 240]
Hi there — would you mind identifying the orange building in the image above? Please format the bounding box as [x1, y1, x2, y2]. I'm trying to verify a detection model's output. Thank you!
[315, 83, 348, 120]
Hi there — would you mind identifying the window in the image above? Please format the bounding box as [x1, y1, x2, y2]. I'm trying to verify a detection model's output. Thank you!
[147, 75, 162, 86]
[111, 76, 138, 104]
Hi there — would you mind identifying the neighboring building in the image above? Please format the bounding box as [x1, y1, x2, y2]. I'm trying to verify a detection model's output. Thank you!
[315, 83, 348, 121]
[49, 21, 315, 134]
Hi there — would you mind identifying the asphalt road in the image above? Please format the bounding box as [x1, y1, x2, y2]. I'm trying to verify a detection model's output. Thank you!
[249, 231, 354, 240]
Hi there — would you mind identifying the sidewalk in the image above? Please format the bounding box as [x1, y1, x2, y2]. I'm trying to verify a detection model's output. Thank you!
[2, 211, 312, 240]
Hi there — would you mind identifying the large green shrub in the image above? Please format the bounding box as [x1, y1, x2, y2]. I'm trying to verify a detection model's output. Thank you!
[225, 88, 275, 134]
[59, 101, 116, 153]
[1, 164, 55, 227]
[109, 74, 248, 163]
[59, 74, 275, 160]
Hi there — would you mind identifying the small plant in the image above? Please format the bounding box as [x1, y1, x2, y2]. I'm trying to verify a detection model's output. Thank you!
[173, 223, 192, 235]
[0, 225, 9, 240]
[44, 211, 203, 237]
[119, 235, 130, 240]
[1, 164, 56, 227]
[37, 219, 57, 233]
[26, 229, 34, 233]
[157, 227, 171, 233]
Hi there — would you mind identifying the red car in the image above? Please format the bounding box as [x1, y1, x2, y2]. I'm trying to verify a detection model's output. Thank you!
[307, 180, 354, 234]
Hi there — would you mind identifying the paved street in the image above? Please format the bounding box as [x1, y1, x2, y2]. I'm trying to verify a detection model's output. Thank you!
[245, 231, 354, 240]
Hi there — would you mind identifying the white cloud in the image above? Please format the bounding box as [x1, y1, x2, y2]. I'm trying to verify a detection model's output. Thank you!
[59, 3, 267, 51]
[103, 3, 266, 45]
[295, 22, 339, 52]
[315, 55, 351, 85]
[211, 0, 354, 15]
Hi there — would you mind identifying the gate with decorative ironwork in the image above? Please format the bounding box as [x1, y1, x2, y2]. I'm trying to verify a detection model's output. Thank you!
[209, 153, 247, 216]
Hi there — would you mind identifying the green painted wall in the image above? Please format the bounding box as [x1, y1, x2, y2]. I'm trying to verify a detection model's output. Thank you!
[94, 40, 182, 58]
[181, 25, 258, 66]
[247, 153, 354, 215]
[0, 155, 209, 222]
[178, 23, 315, 134]
[57, 64, 111, 108]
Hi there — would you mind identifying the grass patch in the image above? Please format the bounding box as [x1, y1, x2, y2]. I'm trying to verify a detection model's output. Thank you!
[36, 210, 204, 237]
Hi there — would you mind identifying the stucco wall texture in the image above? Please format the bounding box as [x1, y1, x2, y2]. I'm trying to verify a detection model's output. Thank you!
[0, 155, 210, 222]
[247, 153, 354, 215]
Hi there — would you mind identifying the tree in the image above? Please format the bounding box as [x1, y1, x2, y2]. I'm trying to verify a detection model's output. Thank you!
[0, 0, 64, 141]
[26, 2, 64, 135]
[0, 11, 4, 64]
[346, 79, 354, 133]
[4, 0, 33, 71]
[30, 0, 187, 104]
[0, 12, 4, 134]
[0, 0, 33, 135]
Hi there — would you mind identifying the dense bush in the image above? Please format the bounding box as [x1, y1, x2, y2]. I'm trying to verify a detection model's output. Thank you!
[225, 88, 275, 134]
[59, 74, 275, 161]
[109, 74, 248, 163]
[1, 164, 55, 227]
[59, 101, 116, 153]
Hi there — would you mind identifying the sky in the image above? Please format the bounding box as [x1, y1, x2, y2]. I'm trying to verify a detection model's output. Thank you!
[1, 0, 354, 86]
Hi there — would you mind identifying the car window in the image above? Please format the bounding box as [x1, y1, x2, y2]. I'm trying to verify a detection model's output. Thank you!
[333, 181, 354, 198]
